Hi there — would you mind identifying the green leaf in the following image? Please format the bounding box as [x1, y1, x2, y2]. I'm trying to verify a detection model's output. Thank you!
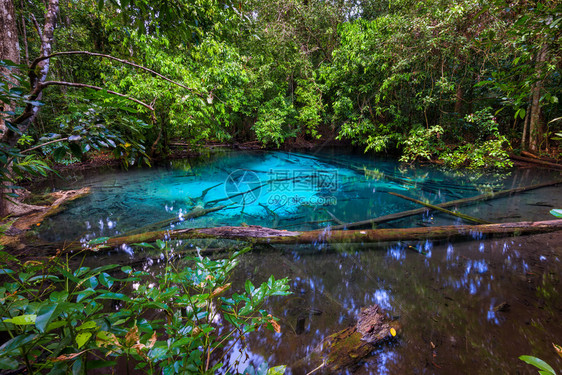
[0, 334, 37, 354]
[49, 290, 69, 302]
[89, 276, 99, 289]
[4, 314, 36, 325]
[88, 237, 110, 245]
[76, 332, 92, 349]
[267, 365, 287, 375]
[77, 321, 97, 331]
[550, 209, 562, 218]
[72, 357, 84, 375]
[36, 303, 58, 332]
[75, 289, 96, 303]
[46, 320, 67, 332]
[99, 273, 113, 288]
[519, 355, 556, 375]
[0, 357, 19, 370]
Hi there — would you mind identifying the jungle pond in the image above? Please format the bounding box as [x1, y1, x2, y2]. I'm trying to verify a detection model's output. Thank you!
[36, 149, 562, 374]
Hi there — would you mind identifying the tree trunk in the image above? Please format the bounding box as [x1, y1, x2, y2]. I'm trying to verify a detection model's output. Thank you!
[51, 219, 562, 251]
[0, 0, 20, 142]
[0, 0, 21, 217]
[528, 46, 548, 152]
[16, 0, 59, 137]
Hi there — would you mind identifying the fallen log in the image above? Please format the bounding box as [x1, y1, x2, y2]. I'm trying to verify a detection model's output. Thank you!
[292, 304, 401, 373]
[510, 154, 562, 170]
[331, 179, 562, 230]
[60, 219, 562, 251]
[387, 192, 491, 224]
[1, 188, 91, 250]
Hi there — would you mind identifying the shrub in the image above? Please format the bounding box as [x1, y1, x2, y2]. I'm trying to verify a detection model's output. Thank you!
[0, 243, 290, 374]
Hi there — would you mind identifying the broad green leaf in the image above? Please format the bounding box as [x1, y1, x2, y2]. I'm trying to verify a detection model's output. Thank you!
[77, 321, 98, 331]
[49, 290, 69, 302]
[89, 276, 99, 289]
[75, 289, 96, 303]
[46, 320, 67, 332]
[519, 355, 556, 375]
[36, 303, 58, 332]
[99, 273, 113, 288]
[72, 357, 84, 375]
[4, 314, 36, 325]
[0, 334, 37, 353]
[76, 332, 93, 349]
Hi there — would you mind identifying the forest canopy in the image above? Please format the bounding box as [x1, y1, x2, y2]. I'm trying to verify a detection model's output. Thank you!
[0, 0, 561, 190]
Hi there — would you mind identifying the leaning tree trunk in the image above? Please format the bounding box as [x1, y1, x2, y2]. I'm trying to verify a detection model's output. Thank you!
[0, 0, 60, 218]
[0, 0, 21, 217]
[0, 0, 20, 140]
[528, 46, 548, 152]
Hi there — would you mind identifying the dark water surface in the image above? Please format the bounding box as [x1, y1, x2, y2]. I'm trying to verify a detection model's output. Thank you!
[37, 149, 562, 374]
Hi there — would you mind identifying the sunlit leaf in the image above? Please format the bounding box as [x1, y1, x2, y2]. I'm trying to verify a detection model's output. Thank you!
[77, 321, 97, 331]
[519, 355, 556, 375]
[267, 365, 287, 375]
[76, 332, 92, 349]
[4, 314, 36, 325]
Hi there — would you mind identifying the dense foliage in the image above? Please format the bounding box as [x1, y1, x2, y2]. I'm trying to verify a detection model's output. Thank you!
[0, 0, 561, 210]
[0, 244, 290, 374]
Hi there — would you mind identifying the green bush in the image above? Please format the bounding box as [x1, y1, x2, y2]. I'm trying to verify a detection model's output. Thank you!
[0, 243, 290, 374]
[399, 125, 444, 163]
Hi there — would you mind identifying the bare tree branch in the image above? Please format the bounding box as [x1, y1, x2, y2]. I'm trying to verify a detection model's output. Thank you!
[29, 51, 203, 96]
[30, 14, 43, 40]
[21, 137, 69, 154]
[38, 81, 155, 111]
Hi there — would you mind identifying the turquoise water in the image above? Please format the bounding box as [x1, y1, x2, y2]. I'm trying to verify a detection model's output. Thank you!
[38, 149, 560, 243]
[36, 149, 562, 374]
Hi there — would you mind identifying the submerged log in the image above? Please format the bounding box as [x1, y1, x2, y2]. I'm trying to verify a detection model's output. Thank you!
[388, 192, 491, 224]
[122, 204, 232, 236]
[332, 179, 562, 230]
[59, 219, 562, 251]
[294, 304, 401, 373]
